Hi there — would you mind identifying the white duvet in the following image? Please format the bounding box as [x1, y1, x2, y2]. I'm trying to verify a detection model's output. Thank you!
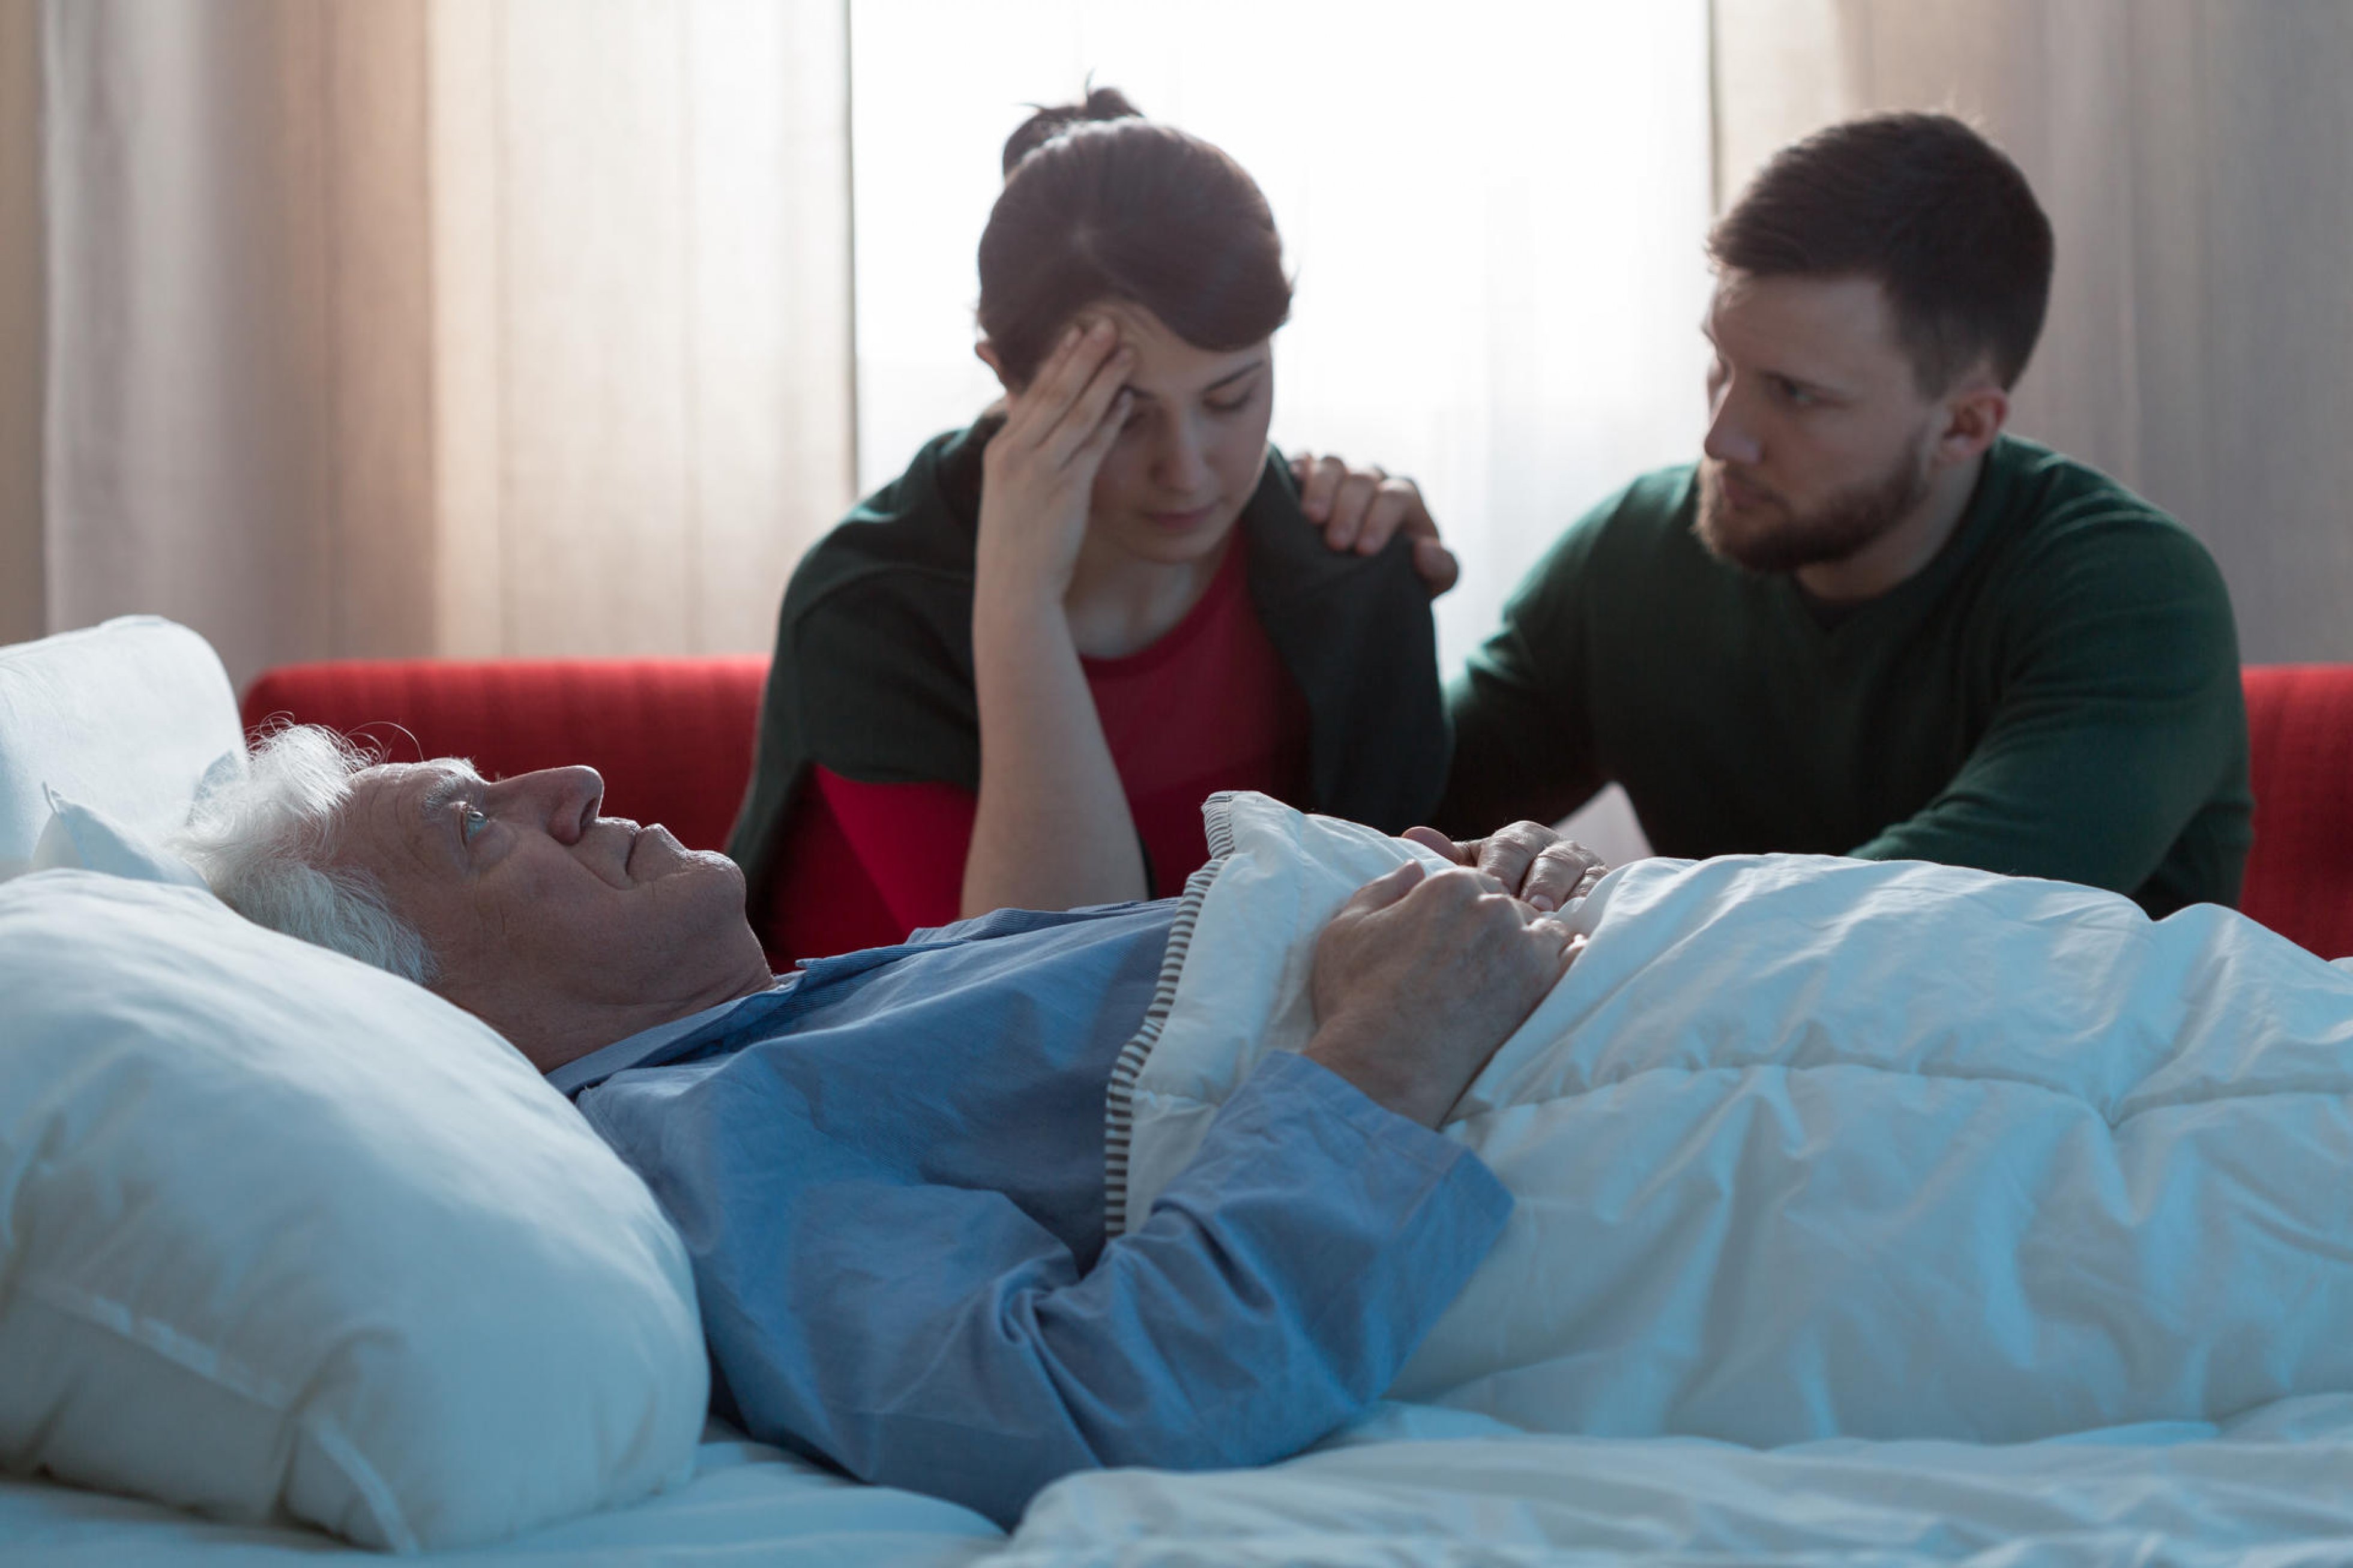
[996, 1396, 2353, 1566]
[1108, 792, 2353, 1449]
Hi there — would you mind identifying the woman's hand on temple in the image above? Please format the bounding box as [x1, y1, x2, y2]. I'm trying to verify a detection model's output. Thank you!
[963, 314, 1151, 918]
[977, 317, 1134, 604]
[1402, 822, 1607, 914]
[1289, 451, 1461, 598]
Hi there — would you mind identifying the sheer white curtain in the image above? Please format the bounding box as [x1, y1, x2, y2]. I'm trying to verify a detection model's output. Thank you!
[14, 1, 1725, 725]
[1713, 0, 2353, 664]
[20, 0, 854, 691]
[849, 0, 1717, 681]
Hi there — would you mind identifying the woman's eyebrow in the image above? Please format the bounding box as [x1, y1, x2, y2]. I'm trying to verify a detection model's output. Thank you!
[1203, 359, 1265, 393]
[1125, 358, 1266, 405]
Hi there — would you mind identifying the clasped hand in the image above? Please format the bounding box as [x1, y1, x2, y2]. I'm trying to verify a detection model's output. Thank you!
[1305, 823, 1607, 1129]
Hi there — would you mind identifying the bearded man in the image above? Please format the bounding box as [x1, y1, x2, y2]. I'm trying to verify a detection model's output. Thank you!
[1437, 112, 2250, 916]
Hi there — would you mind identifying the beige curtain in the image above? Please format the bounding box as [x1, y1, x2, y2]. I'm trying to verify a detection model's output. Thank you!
[1713, 0, 2353, 664]
[0, 0, 38, 651]
[16, 0, 852, 692]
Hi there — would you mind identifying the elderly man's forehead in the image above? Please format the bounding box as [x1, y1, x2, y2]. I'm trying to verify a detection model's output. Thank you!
[358, 755, 481, 786]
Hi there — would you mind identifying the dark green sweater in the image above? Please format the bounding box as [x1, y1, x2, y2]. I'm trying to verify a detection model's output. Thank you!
[1441, 436, 2252, 916]
[728, 419, 1450, 915]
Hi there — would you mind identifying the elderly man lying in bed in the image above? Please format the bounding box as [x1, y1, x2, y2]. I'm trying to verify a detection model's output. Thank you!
[181, 727, 2353, 1532]
[176, 725, 1601, 1527]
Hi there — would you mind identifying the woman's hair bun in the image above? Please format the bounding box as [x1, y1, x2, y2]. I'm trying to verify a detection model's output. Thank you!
[1002, 86, 1143, 176]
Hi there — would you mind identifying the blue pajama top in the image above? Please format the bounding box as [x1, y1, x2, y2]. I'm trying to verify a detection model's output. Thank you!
[565, 900, 1512, 1528]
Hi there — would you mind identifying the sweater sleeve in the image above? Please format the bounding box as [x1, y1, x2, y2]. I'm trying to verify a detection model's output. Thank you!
[589, 1049, 1510, 1530]
[1436, 505, 1611, 837]
[1849, 518, 2247, 906]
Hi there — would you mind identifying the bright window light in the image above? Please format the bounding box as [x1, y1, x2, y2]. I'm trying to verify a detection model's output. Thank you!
[850, 1, 1715, 676]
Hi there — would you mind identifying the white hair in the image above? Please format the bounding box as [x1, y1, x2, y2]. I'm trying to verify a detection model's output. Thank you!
[170, 724, 441, 984]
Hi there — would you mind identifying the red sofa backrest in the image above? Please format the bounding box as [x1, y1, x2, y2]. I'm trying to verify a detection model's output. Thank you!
[2241, 664, 2353, 961]
[240, 658, 770, 853]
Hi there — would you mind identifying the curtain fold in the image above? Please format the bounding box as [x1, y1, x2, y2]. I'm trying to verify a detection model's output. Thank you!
[1713, 0, 2353, 663]
[19, 6, 2351, 680]
[0, 0, 43, 649]
[29, 0, 853, 692]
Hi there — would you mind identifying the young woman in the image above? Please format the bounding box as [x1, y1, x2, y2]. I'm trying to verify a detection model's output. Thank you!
[729, 90, 1451, 963]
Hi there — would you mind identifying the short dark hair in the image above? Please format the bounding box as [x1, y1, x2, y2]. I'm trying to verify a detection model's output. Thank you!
[977, 88, 1292, 385]
[1708, 112, 2054, 394]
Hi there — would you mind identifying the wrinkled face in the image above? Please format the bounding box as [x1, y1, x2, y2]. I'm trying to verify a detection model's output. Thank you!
[330, 760, 764, 1022]
[1080, 300, 1275, 568]
[1696, 271, 1941, 574]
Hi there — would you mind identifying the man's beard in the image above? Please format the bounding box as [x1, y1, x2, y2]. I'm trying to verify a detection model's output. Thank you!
[1695, 445, 1932, 576]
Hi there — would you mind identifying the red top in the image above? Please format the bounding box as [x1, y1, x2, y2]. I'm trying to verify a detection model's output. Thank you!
[761, 539, 1309, 966]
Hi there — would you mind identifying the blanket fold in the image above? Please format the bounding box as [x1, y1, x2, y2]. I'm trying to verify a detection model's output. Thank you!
[1108, 791, 2353, 1446]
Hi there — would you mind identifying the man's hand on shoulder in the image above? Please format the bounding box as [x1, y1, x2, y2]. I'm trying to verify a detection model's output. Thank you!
[1304, 861, 1582, 1129]
[1290, 451, 1460, 598]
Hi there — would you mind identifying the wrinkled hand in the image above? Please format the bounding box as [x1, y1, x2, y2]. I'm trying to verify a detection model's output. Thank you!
[1289, 451, 1460, 597]
[977, 318, 1133, 603]
[1402, 822, 1607, 914]
[1304, 862, 1582, 1128]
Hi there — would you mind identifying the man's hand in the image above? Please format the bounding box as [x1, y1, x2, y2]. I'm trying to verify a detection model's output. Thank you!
[1403, 822, 1608, 913]
[1290, 451, 1460, 598]
[1304, 862, 1582, 1128]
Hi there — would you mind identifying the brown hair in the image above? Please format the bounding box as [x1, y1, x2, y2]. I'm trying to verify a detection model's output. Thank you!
[977, 88, 1292, 385]
[1708, 112, 2055, 394]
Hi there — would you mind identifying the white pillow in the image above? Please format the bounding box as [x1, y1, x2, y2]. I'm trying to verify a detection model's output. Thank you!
[0, 616, 243, 877]
[28, 789, 209, 888]
[0, 871, 708, 1551]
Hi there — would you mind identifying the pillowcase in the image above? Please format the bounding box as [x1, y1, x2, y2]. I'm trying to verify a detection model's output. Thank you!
[0, 871, 708, 1551]
[0, 616, 243, 876]
[26, 788, 209, 888]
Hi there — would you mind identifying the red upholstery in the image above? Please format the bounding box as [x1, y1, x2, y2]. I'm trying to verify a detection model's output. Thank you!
[240, 658, 769, 853]
[2241, 664, 2353, 961]
[240, 656, 2353, 963]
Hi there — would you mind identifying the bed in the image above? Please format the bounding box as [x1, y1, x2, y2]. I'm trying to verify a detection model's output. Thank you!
[7, 616, 2353, 1566]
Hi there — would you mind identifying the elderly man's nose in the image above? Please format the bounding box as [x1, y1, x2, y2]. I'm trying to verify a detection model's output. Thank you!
[494, 766, 606, 843]
[549, 766, 605, 841]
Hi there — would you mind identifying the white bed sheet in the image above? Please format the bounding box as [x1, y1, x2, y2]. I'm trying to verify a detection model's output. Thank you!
[19, 1402, 2353, 1565]
[991, 1397, 2353, 1565]
[0, 1429, 1004, 1566]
